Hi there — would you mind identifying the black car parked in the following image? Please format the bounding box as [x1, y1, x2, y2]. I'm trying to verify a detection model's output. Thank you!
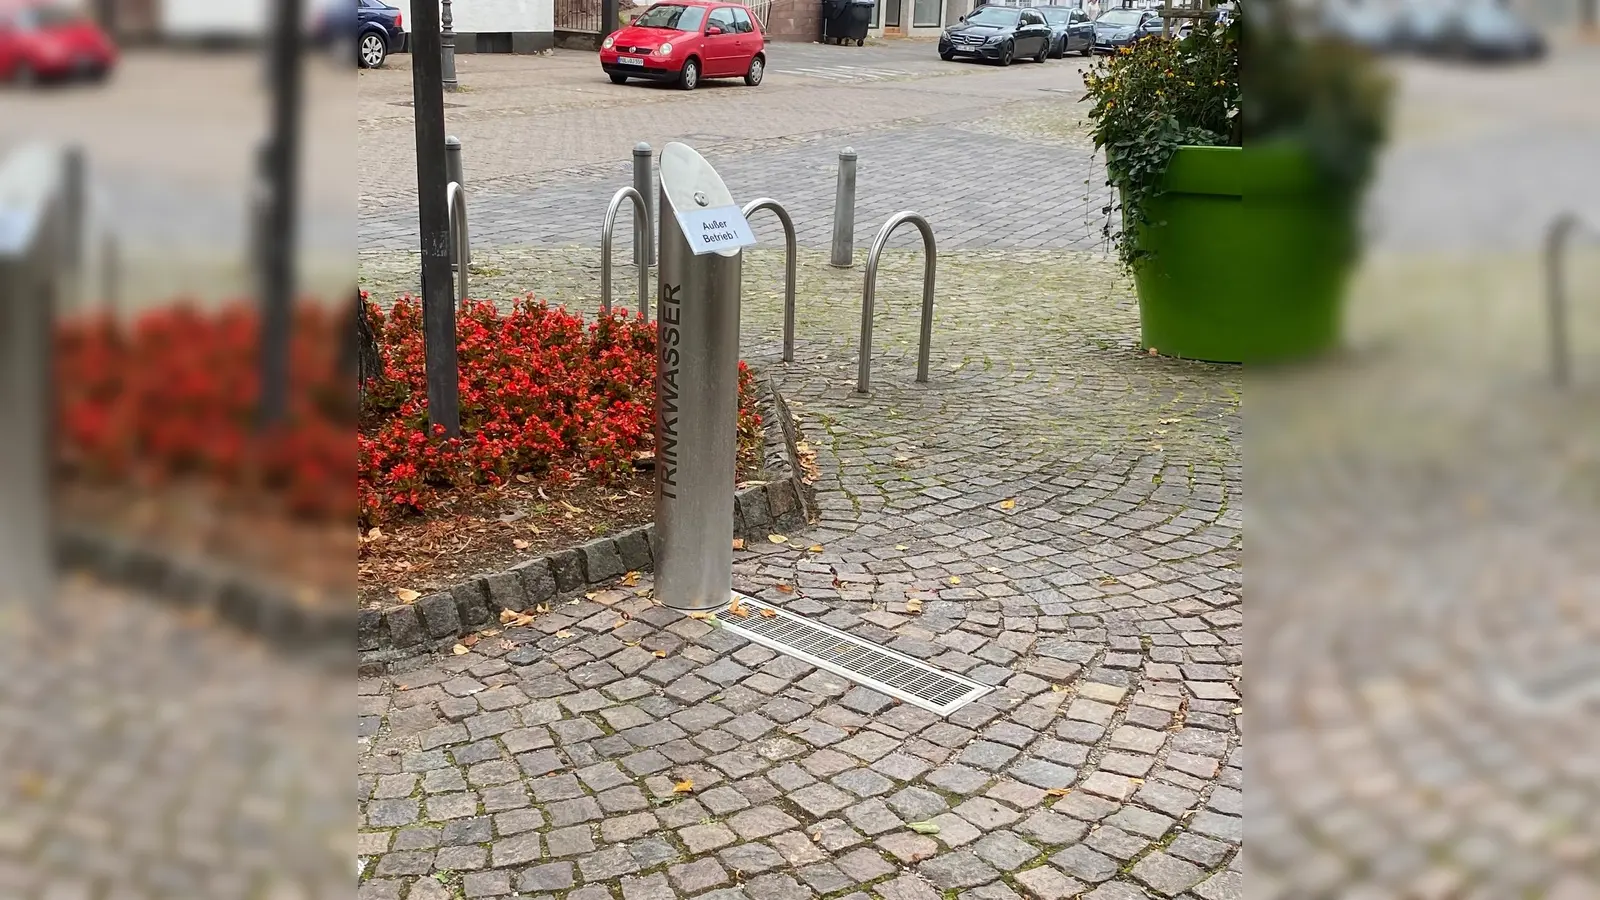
[356, 0, 406, 69]
[1035, 5, 1095, 57]
[939, 6, 1055, 65]
[1092, 7, 1164, 53]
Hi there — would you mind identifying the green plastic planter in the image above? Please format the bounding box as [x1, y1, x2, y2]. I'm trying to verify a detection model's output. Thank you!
[1128, 144, 1358, 364]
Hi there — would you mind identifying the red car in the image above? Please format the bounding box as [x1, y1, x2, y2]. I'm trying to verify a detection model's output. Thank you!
[0, 1, 117, 85]
[600, 0, 765, 90]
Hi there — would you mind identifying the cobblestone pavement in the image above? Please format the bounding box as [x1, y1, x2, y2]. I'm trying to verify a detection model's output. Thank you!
[0, 581, 348, 899]
[357, 46, 1102, 252]
[1, 50, 356, 309]
[359, 33, 1242, 900]
[1249, 46, 1600, 899]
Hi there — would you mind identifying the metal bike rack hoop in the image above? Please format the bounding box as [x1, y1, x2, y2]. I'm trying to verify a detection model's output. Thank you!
[601, 185, 651, 317]
[857, 210, 937, 393]
[1545, 212, 1585, 389]
[447, 180, 470, 303]
[740, 197, 797, 362]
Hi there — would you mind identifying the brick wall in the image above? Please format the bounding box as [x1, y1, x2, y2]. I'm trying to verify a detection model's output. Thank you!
[762, 0, 822, 41]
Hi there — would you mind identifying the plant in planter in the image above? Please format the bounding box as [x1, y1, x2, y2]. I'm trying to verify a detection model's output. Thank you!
[1082, 8, 1391, 363]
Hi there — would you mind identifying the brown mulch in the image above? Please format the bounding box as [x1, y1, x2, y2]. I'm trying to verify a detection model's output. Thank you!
[358, 469, 659, 610]
[59, 480, 354, 607]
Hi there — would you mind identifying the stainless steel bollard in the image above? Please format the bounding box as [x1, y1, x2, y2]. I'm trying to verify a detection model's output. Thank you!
[830, 147, 858, 268]
[445, 137, 470, 269]
[654, 143, 746, 612]
[599, 185, 650, 317]
[447, 181, 470, 302]
[102, 231, 120, 315]
[633, 142, 655, 269]
[857, 210, 937, 393]
[740, 198, 797, 363]
[1546, 213, 1578, 388]
[445, 136, 465, 193]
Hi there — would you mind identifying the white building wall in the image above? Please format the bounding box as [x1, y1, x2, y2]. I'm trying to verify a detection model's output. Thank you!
[159, 0, 338, 39]
[441, 0, 555, 33]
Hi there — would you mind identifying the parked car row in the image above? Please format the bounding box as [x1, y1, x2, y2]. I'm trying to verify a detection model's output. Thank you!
[1320, 0, 1545, 60]
[938, 2, 1228, 65]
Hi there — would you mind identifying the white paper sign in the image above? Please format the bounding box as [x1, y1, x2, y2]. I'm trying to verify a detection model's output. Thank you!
[676, 205, 757, 255]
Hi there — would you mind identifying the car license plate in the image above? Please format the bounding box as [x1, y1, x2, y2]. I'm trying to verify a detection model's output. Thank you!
[618, 56, 644, 66]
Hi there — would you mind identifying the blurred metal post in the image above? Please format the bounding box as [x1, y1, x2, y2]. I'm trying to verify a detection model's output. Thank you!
[411, 0, 462, 437]
[0, 144, 66, 608]
[1545, 213, 1576, 388]
[447, 181, 470, 303]
[830, 147, 858, 268]
[61, 146, 85, 312]
[259, 0, 304, 428]
[102, 231, 120, 316]
[442, 0, 460, 91]
[632, 142, 655, 269]
[654, 143, 745, 612]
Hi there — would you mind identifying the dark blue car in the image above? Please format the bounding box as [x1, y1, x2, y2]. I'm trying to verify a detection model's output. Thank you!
[340, 0, 403, 69]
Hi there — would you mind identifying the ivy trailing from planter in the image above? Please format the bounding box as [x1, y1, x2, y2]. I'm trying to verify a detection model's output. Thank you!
[1082, 15, 1241, 271]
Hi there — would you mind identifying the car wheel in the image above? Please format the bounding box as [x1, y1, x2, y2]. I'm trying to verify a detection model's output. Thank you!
[679, 57, 700, 90]
[609, 72, 630, 84]
[359, 32, 387, 68]
[940, 48, 955, 60]
[1082, 41, 1093, 56]
[1049, 37, 1063, 58]
[997, 40, 1014, 65]
[744, 54, 764, 86]
[1034, 40, 1049, 62]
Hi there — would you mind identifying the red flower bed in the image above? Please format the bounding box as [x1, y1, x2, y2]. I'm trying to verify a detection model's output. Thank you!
[54, 297, 761, 528]
[360, 296, 761, 525]
[55, 304, 350, 520]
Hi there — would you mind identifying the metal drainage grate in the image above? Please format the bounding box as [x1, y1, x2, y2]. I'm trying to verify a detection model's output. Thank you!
[718, 596, 992, 717]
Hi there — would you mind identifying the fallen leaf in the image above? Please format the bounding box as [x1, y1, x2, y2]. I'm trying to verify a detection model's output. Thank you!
[462, 633, 481, 647]
[673, 779, 694, 793]
[515, 473, 533, 484]
[728, 600, 751, 619]
[513, 539, 530, 550]
[776, 584, 795, 594]
[614, 619, 628, 630]
[759, 608, 777, 618]
[1130, 778, 1145, 784]
[1045, 788, 1072, 797]
[907, 821, 941, 835]
[1000, 498, 1016, 510]
[732, 538, 746, 551]
[1100, 578, 1118, 587]
[810, 830, 823, 842]
[768, 534, 789, 544]
[949, 576, 962, 585]
[1051, 684, 1068, 693]
[687, 611, 714, 620]
[395, 588, 421, 603]
[905, 598, 923, 614]
[653, 650, 668, 658]
[451, 643, 470, 655]
[808, 544, 825, 553]
[622, 571, 641, 586]
[560, 500, 584, 514]
[555, 631, 573, 639]
[986, 566, 1002, 574]
[895, 544, 909, 551]
[1148, 347, 1159, 356]
[480, 629, 500, 637]
[365, 527, 384, 541]
[535, 603, 550, 613]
